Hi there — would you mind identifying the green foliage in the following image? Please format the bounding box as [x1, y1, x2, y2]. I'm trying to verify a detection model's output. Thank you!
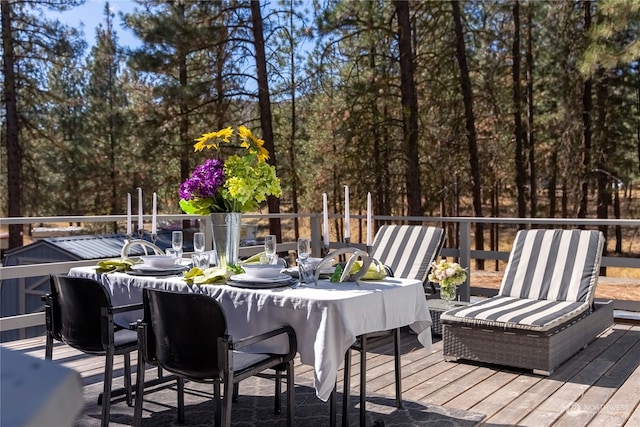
[3, 0, 639, 230]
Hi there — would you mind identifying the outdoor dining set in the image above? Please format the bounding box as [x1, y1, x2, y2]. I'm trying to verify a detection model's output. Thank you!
[41, 225, 613, 427]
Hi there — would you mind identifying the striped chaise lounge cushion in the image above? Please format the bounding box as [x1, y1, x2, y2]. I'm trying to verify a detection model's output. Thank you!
[370, 225, 445, 282]
[441, 229, 605, 332]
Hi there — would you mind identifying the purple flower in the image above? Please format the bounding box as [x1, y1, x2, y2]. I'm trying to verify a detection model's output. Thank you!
[179, 158, 225, 200]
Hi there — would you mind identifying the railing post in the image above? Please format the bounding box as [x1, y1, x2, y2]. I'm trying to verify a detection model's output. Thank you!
[459, 221, 471, 302]
[310, 214, 323, 257]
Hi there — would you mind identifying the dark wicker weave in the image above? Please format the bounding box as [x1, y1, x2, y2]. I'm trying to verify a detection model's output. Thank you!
[428, 299, 469, 336]
[442, 301, 613, 375]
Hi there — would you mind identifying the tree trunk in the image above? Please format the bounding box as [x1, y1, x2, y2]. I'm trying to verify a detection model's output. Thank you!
[177, 3, 191, 232]
[526, 3, 537, 218]
[578, 1, 592, 219]
[394, 0, 422, 220]
[548, 149, 557, 218]
[595, 70, 610, 255]
[251, 0, 282, 239]
[451, 0, 484, 269]
[1, 1, 23, 249]
[287, 1, 299, 239]
[512, 1, 527, 222]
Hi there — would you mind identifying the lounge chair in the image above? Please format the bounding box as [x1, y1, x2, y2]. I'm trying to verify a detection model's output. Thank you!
[441, 229, 613, 375]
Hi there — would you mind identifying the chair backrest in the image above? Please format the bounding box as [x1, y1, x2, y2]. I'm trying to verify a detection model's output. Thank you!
[49, 275, 112, 352]
[498, 229, 605, 303]
[141, 288, 228, 380]
[370, 225, 445, 282]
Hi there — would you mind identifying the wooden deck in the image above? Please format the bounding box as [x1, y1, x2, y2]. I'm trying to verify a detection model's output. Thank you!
[3, 323, 640, 426]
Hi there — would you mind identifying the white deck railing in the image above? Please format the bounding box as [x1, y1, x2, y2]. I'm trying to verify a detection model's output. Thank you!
[2, 214, 639, 336]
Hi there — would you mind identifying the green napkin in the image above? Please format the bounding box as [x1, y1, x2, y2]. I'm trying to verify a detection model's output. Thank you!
[349, 260, 387, 280]
[96, 258, 137, 273]
[183, 266, 228, 285]
[239, 251, 265, 264]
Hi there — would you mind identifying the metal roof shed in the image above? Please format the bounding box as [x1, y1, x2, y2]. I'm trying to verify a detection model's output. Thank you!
[1, 232, 193, 342]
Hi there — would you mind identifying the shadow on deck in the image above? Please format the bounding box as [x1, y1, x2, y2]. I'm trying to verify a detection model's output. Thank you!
[3, 324, 640, 426]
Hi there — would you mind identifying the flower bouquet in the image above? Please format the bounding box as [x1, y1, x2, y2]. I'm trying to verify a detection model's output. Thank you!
[179, 126, 281, 275]
[179, 125, 281, 214]
[428, 259, 467, 303]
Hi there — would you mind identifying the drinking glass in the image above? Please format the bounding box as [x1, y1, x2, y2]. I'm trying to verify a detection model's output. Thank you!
[171, 231, 183, 260]
[172, 231, 183, 251]
[192, 252, 210, 269]
[264, 235, 277, 264]
[297, 238, 312, 286]
[193, 232, 206, 254]
[297, 237, 310, 261]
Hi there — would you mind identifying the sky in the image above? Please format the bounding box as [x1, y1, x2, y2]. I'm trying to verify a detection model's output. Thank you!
[51, 0, 140, 48]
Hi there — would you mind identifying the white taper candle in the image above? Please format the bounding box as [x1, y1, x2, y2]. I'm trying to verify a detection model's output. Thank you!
[322, 193, 329, 248]
[366, 192, 372, 246]
[344, 185, 350, 239]
[151, 192, 157, 234]
[137, 187, 143, 231]
[126, 193, 132, 235]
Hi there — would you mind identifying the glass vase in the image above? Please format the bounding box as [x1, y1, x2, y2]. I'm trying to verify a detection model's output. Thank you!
[439, 283, 457, 305]
[210, 212, 241, 270]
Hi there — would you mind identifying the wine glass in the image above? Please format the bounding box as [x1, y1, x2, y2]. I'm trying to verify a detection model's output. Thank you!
[193, 232, 206, 254]
[264, 235, 277, 264]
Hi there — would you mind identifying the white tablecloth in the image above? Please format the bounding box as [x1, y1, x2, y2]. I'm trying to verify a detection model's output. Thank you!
[68, 266, 432, 401]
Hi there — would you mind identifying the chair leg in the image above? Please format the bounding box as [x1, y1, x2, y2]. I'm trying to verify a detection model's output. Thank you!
[45, 333, 53, 360]
[342, 348, 351, 426]
[286, 360, 295, 427]
[101, 349, 115, 427]
[222, 374, 234, 427]
[124, 352, 133, 406]
[274, 369, 282, 414]
[133, 354, 146, 427]
[232, 383, 239, 403]
[330, 382, 337, 427]
[214, 381, 222, 427]
[393, 328, 402, 409]
[359, 335, 367, 427]
[177, 376, 185, 423]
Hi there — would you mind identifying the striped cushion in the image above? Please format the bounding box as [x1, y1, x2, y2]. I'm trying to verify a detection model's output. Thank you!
[370, 225, 445, 282]
[498, 229, 604, 304]
[440, 295, 590, 332]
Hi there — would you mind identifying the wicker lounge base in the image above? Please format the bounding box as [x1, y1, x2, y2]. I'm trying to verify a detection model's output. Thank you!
[442, 301, 613, 375]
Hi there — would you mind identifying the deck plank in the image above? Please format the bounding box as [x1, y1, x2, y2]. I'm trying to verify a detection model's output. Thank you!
[518, 325, 640, 426]
[3, 322, 640, 427]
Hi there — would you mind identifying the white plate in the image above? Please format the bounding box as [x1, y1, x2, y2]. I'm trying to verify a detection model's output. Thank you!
[229, 273, 292, 284]
[128, 264, 188, 276]
[283, 267, 335, 278]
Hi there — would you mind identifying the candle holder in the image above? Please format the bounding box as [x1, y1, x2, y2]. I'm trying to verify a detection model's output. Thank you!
[323, 244, 330, 257]
[366, 245, 372, 256]
[344, 237, 351, 247]
[121, 233, 164, 259]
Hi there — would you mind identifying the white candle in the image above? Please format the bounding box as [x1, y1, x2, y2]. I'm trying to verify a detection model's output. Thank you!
[137, 187, 143, 231]
[151, 192, 157, 234]
[366, 192, 372, 246]
[126, 193, 132, 235]
[344, 185, 350, 239]
[322, 193, 329, 248]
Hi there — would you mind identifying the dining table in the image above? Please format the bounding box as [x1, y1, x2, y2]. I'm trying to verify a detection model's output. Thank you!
[67, 265, 433, 403]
